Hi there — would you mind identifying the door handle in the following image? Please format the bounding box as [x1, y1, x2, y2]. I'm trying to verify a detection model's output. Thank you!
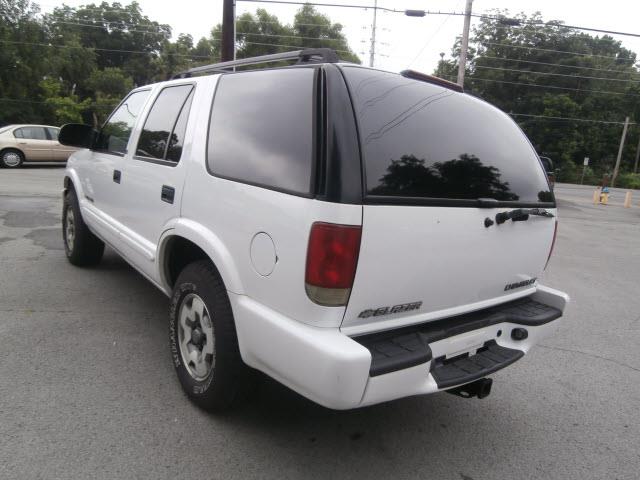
[161, 185, 175, 204]
[113, 169, 121, 184]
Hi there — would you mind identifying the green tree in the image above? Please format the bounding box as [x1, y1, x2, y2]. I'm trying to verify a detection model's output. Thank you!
[86, 67, 133, 124]
[44, 1, 171, 86]
[209, 5, 360, 64]
[439, 11, 640, 182]
[0, 0, 48, 124]
[39, 78, 91, 124]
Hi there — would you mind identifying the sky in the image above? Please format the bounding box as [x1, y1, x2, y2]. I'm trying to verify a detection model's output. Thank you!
[36, 0, 640, 74]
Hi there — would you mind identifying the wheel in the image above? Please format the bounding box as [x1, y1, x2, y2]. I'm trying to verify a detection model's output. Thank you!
[62, 188, 105, 266]
[1, 149, 24, 168]
[169, 260, 253, 411]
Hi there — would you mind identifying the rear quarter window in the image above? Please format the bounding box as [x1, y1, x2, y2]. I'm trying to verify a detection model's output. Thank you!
[207, 67, 315, 196]
[341, 67, 553, 204]
[136, 84, 194, 163]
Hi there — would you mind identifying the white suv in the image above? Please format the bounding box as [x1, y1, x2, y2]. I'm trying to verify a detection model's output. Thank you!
[60, 49, 568, 411]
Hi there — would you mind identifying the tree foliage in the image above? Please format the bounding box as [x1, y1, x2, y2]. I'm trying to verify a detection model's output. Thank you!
[438, 11, 640, 182]
[0, 1, 360, 127]
[209, 5, 360, 63]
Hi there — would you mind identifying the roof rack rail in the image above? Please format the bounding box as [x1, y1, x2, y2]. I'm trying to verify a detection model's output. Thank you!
[172, 48, 340, 79]
[400, 69, 464, 93]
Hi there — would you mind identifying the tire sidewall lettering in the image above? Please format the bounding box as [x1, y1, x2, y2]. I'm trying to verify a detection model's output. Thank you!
[170, 281, 214, 396]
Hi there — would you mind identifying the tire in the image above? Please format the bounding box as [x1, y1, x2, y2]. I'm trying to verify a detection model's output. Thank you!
[1, 149, 24, 168]
[62, 188, 105, 266]
[169, 260, 253, 411]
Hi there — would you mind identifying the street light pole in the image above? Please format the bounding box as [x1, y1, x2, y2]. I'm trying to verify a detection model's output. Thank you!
[633, 132, 640, 174]
[457, 0, 473, 87]
[369, 0, 378, 67]
[612, 116, 630, 187]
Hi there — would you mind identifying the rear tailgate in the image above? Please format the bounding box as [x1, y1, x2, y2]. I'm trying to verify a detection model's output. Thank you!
[339, 66, 556, 333]
[342, 204, 556, 332]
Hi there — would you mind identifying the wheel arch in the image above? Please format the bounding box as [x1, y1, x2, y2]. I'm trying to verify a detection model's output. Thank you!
[0, 147, 25, 163]
[63, 169, 84, 198]
[158, 221, 244, 295]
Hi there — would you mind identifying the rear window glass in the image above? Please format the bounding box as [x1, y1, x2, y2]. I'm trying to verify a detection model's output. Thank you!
[342, 67, 552, 203]
[207, 68, 315, 195]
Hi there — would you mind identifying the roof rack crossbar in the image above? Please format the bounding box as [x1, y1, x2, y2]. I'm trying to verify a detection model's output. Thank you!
[172, 48, 340, 79]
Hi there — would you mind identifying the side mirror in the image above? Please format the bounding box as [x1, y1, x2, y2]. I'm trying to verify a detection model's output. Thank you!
[59, 123, 97, 149]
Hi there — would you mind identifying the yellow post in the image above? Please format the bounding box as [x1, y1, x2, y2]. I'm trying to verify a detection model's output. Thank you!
[593, 189, 600, 204]
[624, 191, 632, 208]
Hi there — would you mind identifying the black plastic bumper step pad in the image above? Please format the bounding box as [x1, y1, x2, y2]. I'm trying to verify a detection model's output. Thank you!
[431, 341, 524, 389]
[360, 332, 433, 377]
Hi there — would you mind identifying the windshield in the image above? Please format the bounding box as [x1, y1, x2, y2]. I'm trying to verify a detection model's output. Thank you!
[0, 125, 14, 134]
[342, 67, 553, 204]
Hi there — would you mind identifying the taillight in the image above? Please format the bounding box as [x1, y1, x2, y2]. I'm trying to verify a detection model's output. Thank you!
[545, 220, 558, 269]
[305, 222, 362, 306]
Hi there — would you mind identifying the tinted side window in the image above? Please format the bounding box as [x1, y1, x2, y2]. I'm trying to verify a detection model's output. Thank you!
[15, 127, 47, 140]
[207, 68, 315, 195]
[136, 85, 194, 162]
[95, 90, 150, 155]
[166, 89, 194, 162]
[342, 67, 552, 203]
[46, 127, 59, 140]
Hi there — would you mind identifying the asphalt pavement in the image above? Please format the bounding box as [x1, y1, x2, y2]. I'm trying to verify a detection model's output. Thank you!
[1, 168, 639, 480]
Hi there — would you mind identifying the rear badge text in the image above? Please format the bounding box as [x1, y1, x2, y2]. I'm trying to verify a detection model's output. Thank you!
[358, 301, 423, 319]
[504, 278, 537, 291]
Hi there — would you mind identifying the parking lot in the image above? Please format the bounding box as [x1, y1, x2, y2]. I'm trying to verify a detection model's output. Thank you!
[1, 166, 639, 479]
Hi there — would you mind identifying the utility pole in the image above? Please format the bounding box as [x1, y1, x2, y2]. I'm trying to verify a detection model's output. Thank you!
[221, 0, 235, 62]
[369, 0, 378, 67]
[611, 116, 630, 187]
[457, 0, 473, 87]
[633, 131, 640, 174]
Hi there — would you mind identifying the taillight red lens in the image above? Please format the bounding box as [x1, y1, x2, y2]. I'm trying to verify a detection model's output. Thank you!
[545, 220, 558, 269]
[305, 222, 362, 305]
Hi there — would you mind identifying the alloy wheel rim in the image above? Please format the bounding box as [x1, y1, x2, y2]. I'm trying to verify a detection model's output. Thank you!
[3, 152, 21, 167]
[65, 207, 75, 251]
[178, 293, 215, 381]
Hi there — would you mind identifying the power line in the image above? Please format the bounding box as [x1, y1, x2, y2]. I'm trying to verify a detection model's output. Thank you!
[0, 97, 116, 108]
[237, 39, 351, 53]
[238, 0, 398, 11]
[508, 113, 637, 125]
[475, 56, 640, 76]
[478, 14, 640, 39]
[482, 41, 635, 62]
[0, 39, 212, 59]
[408, 8, 457, 67]
[234, 31, 346, 43]
[468, 76, 640, 97]
[36, 2, 170, 28]
[472, 65, 640, 84]
[44, 19, 171, 37]
[236, 18, 337, 29]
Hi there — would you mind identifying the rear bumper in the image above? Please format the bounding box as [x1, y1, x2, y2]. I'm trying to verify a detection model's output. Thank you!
[230, 285, 569, 410]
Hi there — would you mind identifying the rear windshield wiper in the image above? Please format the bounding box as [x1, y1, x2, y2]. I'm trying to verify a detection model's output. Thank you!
[495, 208, 555, 225]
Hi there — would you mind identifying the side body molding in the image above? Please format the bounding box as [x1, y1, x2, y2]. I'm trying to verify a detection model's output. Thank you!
[157, 218, 244, 295]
